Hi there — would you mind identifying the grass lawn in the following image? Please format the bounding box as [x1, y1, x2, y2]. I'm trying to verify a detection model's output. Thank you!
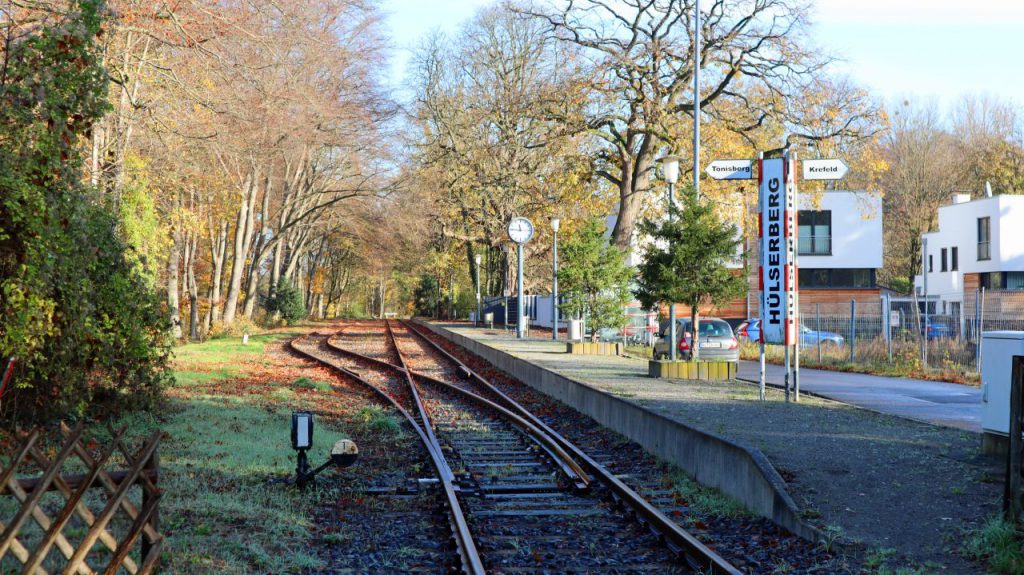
[142, 330, 352, 573]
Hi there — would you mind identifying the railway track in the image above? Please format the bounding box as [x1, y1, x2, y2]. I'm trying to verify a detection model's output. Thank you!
[291, 321, 740, 574]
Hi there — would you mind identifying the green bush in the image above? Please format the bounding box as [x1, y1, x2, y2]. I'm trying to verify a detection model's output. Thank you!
[0, 1, 171, 422]
[265, 279, 307, 324]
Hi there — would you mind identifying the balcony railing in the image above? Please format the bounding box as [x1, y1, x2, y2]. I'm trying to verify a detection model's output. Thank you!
[798, 235, 832, 256]
[978, 241, 991, 261]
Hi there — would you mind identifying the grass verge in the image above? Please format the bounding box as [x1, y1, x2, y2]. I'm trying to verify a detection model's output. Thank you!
[151, 329, 343, 573]
[963, 515, 1024, 574]
[738, 340, 980, 385]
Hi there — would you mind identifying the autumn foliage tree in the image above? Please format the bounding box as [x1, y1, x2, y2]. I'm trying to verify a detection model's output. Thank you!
[0, 0, 170, 421]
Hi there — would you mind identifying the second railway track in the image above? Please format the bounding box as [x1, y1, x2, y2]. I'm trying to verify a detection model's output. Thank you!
[293, 320, 739, 574]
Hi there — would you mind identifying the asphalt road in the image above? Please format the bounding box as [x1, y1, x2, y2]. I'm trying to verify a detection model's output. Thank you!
[737, 360, 981, 432]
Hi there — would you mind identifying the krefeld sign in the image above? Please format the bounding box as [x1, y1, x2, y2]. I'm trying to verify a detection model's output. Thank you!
[801, 158, 848, 181]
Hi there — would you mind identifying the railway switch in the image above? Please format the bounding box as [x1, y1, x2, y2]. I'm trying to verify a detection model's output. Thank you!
[291, 411, 359, 488]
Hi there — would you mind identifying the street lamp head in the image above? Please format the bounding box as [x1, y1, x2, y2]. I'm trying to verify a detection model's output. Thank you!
[661, 154, 680, 185]
[551, 218, 560, 233]
[475, 254, 482, 265]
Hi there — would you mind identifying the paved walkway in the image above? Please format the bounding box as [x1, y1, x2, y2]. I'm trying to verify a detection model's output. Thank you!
[736, 361, 981, 432]
[434, 323, 999, 571]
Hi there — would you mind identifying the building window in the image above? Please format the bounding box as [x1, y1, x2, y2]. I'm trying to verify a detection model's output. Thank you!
[1006, 272, 1024, 291]
[978, 217, 991, 260]
[951, 247, 958, 271]
[980, 272, 1003, 290]
[940, 248, 948, 272]
[798, 268, 876, 288]
[798, 211, 831, 255]
[798, 269, 831, 288]
[928, 255, 933, 272]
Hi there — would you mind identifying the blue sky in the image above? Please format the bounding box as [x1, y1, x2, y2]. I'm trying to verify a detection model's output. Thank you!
[382, 0, 1024, 111]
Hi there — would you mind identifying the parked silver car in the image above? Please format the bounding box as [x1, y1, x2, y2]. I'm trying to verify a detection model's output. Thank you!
[653, 317, 740, 362]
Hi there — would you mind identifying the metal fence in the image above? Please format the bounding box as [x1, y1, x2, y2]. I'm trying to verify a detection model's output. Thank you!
[487, 289, 1024, 375]
[786, 289, 1024, 374]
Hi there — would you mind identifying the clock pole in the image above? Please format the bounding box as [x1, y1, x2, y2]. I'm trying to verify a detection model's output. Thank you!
[507, 217, 534, 339]
[517, 242, 525, 338]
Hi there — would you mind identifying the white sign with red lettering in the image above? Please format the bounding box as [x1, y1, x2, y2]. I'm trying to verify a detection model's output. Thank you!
[758, 157, 798, 345]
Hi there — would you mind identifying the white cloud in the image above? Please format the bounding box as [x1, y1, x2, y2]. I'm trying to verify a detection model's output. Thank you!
[812, 0, 1024, 26]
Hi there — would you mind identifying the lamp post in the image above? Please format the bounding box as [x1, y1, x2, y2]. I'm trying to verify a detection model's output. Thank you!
[661, 155, 680, 361]
[551, 218, 560, 341]
[475, 254, 482, 326]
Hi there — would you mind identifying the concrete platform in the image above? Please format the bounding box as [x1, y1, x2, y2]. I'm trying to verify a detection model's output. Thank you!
[426, 323, 1000, 570]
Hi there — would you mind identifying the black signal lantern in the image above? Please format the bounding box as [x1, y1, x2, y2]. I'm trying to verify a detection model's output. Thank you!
[291, 411, 313, 451]
[290, 411, 359, 488]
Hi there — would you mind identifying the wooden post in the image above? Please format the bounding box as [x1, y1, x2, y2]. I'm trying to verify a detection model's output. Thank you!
[142, 447, 160, 562]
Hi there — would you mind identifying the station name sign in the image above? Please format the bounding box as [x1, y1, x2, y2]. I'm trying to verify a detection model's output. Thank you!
[758, 157, 797, 346]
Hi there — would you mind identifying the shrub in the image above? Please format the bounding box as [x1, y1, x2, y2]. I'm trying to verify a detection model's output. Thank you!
[207, 317, 262, 339]
[265, 279, 307, 324]
[0, 1, 170, 422]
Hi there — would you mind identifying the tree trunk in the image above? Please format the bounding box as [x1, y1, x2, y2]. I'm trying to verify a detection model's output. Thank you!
[690, 305, 700, 362]
[206, 218, 228, 331]
[610, 145, 653, 251]
[242, 180, 271, 319]
[167, 221, 182, 340]
[222, 171, 257, 325]
[185, 232, 200, 341]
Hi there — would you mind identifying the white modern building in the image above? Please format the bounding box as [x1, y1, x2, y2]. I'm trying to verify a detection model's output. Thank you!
[730, 189, 884, 319]
[605, 189, 883, 321]
[915, 193, 1024, 315]
[795, 190, 884, 289]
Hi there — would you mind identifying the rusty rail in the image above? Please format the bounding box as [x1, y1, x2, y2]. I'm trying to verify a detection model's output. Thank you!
[288, 333, 485, 575]
[403, 319, 741, 575]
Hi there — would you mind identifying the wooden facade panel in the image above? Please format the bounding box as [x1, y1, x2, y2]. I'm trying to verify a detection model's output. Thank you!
[964, 273, 980, 292]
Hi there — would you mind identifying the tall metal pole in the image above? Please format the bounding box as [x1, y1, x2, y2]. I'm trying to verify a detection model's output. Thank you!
[552, 229, 559, 341]
[693, 0, 701, 201]
[784, 344, 790, 402]
[791, 152, 799, 402]
[922, 237, 929, 368]
[979, 286, 986, 371]
[885, 295, 893, 363]
[475, 255, 482, 326]
[757, 150, 766, 401]
[517, 243, 526, 339]
[668, 181, 677, 361]
[690, 0, 702, 360]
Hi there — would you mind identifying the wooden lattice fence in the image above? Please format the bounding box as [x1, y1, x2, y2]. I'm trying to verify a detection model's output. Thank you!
[0, 424, 163, 574]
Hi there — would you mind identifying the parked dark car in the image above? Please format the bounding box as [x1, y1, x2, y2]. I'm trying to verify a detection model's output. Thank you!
[736, 318, 845, 349]
[654, 318, 739, 362]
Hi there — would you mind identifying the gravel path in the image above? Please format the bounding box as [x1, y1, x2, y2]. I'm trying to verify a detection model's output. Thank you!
[440, 325, 1003, 573]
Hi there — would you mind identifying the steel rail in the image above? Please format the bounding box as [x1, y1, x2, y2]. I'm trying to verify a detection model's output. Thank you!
[402, 320, 742, 575]
[337, 327, 590, 489]
[382, 320, 456, 480]
[288, 333, 486, 575]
